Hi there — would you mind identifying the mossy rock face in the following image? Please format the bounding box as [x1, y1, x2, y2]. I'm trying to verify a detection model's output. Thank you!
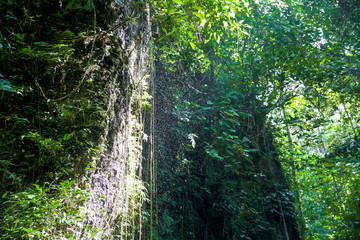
[0, 0, 133, 183]
[1, 0, 151, 238]
[1, 1, 93, 188]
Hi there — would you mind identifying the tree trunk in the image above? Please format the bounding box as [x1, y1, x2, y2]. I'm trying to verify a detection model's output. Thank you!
[281, 105, 306, 239]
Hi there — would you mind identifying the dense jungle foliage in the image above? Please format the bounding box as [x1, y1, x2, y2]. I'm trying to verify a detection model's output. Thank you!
[1, 0, 359, 239]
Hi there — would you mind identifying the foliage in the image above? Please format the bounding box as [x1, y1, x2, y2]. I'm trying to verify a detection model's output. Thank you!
[0, 0, 105, 190]
[1, 0, 360, 239]
[0, 180, 92, 239]
[266, 0, 360, 238]
[151, 5, 300, 235]
[151, 0, 360, 239]
[274, 94, 360, 239]
[0, 0, 117, 238]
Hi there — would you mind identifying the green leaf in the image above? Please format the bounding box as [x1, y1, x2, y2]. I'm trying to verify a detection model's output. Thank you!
[1, 192, 8, 198]
[65, 0, 76, 10]
[168, 7, 178, 15]
[194, 11, 205, 20]
[27, 194, 36, 199]
[63, 131, 75, 141]
[244, 149, 257, 152]
[0, 79, 16, 93]
[4, 203, 18, 213]
[173, 0, 184, 4]
[84, 0, 94, 11]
